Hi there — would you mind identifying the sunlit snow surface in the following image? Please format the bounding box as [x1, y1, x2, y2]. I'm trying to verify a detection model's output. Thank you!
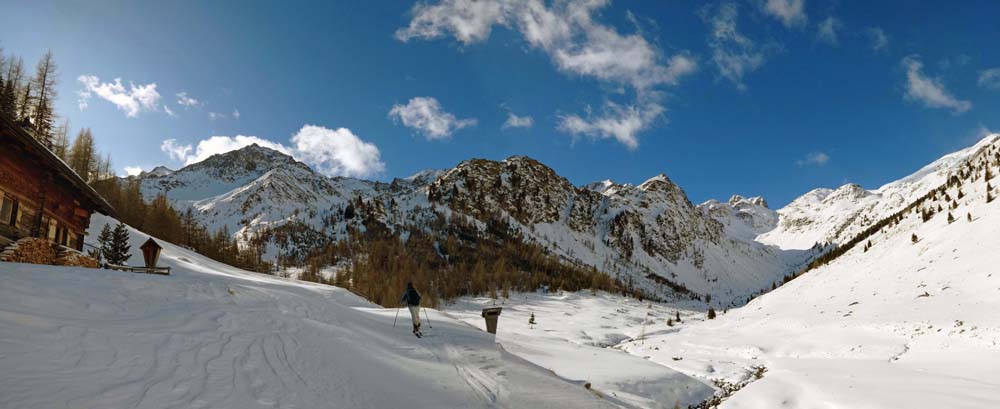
[1, 214, 712, 409]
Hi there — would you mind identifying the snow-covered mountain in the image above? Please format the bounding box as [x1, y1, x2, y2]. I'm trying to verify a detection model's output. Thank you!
[129, 134, 1000, 306]
[130, 148, 811, 305]
[760, 134, 1000, 250]
[622, 134, 1000, 408]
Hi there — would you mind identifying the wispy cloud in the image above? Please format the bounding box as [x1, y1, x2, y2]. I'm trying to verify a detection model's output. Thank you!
[703, 3, 768, 91]
[160, 125, 385, 178]
[816, 16, 842, 45]
[77, 75, 161, 117]
[389, 96, 477, 140]
[557, 101, 663, 150]
[176, 92, 202, 108]
[866, 27, 889, 53]
[502, 112, 534, 130]
[761, 0, 807, 28]
[978, 68, 1000, 90]
[208, 111, 226, 120]
[164, 105, 178, 118]
[902, 55, 972, 114]
[232, 108, 241, 119]
[796, 151, 830, 167]
[396, 0, 696, 148]
[396, 0, 697, 91]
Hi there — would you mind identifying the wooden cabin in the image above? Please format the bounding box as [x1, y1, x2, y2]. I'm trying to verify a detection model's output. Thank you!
[0, 116, 115, 251]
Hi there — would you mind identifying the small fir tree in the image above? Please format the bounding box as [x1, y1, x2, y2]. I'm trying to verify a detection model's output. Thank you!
[911, 233, 918, 244]
[97, 224, 113, 263]
[528, 312, 536, 329]
[967, 212, 973, 222]
[707, 308, 716, 319]
[947, 212, 955, 224]
[106, 222, 131, 265]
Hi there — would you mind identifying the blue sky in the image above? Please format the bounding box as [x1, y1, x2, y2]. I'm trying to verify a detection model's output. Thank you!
[2, 0, 998, 206]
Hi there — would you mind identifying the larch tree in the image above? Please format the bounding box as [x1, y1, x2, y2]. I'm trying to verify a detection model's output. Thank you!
[31, 50, 58, 148]
[51, 119, 71, 160]
[3, 56, 25, 119]
[68, 128, 96, 181]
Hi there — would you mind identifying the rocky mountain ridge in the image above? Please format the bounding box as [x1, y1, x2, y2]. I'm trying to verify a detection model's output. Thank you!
[128, 134, 1000, 304]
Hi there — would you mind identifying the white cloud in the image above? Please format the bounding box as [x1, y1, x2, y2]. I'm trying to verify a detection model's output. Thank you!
[396, 0, 697, 149]
[816, 16, 842, 45]
[866, 27, 889, 53]
[796, 151, 830, 167]
[208, 112, 226, 120]
[176, 92, 202, 108]
[978, 68, 1000, 90]
[290, 125, 385, 177]
[160, 138, 195, 163]
[704, 3, 767, 91]
[159, 125, 385, 178]
[557, 101, 663, 150]
[902, 55, 972, 114]
[123, 166, 144, 176]
[77, 75, 161, 117]
[396, 0, 696, 91]
[762, 0, 807, 28]
[389, 96, 477, 140]
[502, 112, 534, 129]
[232, 108, 241, 119]
[164, 105, 178, 118]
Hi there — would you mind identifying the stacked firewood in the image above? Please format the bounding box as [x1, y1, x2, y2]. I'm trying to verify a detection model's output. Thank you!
[0, 237, 58, 264]
[0, 237, 99, 268]
[55, 250, 100, 268]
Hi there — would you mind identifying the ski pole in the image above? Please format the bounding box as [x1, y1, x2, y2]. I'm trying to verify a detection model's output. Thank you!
[423, 306, 432, 329]
[393, 305, 400, 329]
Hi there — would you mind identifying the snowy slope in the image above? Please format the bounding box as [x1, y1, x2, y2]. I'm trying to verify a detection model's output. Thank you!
[616, 138, 1000, 408]
[760, 134, 1000, 250]
[0, 214, 717, 409]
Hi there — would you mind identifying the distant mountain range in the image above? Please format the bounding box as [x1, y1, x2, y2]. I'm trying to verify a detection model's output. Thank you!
[127, 134, 1000, 305]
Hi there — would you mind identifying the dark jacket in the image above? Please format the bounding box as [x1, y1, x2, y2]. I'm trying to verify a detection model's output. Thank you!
[400, 288, 421, 306]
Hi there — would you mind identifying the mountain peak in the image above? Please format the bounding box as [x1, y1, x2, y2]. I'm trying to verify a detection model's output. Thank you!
[140, 166, 174, 178]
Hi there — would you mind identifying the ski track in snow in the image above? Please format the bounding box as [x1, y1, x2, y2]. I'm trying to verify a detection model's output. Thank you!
[0, 214, 644, 409]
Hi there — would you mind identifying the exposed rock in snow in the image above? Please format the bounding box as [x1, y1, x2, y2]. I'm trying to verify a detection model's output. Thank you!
[760, 134, 1000, 250]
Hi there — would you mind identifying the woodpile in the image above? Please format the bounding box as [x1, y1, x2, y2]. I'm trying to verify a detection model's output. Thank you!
[55, 250, 100, 268]
[0, 237, 58, 264]
[0, 237, 99, 268]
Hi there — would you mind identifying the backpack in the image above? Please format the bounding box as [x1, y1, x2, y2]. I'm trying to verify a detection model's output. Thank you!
[408, 289, 422, 305]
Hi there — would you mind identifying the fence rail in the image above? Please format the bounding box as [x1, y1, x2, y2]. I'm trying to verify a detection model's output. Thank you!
[105, 263, 171, 275]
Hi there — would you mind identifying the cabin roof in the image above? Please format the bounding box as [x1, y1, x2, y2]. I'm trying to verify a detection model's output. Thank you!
[0, 115, 117, 217]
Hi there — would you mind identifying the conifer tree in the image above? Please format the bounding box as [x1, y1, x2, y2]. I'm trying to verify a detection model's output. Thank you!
[947, 212, 955, 224]
[31, 51, 58, 148]
[528, 312, 536, 329]
[911, 233, 918, 244]
[97, 224, 113, 264]
[967, 212, 972, 222]
[106, 222, 132, 265]
[51, 119, 70, 160]
[67, 128, 96, 180]
[707, 307, 716, 319]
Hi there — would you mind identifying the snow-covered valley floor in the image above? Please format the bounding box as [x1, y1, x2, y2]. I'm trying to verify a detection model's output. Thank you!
[446, 180, 1000, 408]
[0, 216, 714, 409]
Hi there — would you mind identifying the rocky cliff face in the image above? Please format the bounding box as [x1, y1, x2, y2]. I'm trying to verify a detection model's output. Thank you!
[132, 147, 813, 305]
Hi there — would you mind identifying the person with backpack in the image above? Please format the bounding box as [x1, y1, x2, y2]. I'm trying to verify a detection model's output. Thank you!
[399, 282, 423, 336]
